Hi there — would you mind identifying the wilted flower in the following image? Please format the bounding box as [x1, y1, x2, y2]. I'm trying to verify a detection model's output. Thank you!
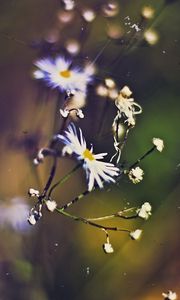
[130, 229, 142, 240]
[153, 138, 164, 152]
[162, 291, 177, 300]
[46, 200, 57, 212]
[137, 202, 152, 220]
[128, 167, 144, 184]
[115, 86, 142, 126]
[103, 242, 114, 254]
[56, 123, 119, 191]
[33, 56, 92, 93]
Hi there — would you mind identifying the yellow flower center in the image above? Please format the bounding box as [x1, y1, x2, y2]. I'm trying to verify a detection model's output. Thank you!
[59, 70, 71, 78]
[83, 149, 95, 161]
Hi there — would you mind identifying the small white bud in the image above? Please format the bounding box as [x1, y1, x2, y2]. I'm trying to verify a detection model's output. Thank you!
[103, 242, 114, 254]
[137, 202, 152, 220]
[152, 138, 164, 152]
[28, 188, 40, 197]
[128, 167, 144, 184]
[27, 214, 37, 225]
[46, 200, 57, 212]
[62, 145, 73, 156]
[60, 108, 70, 118]
[76, 109, 84, 119]
[120, 86, 132, 98]
[162, 291, 177, 300]
[130, 229, 142, 240]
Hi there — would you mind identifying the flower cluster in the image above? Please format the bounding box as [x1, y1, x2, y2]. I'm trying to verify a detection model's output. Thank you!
[28, 2, 165, 260]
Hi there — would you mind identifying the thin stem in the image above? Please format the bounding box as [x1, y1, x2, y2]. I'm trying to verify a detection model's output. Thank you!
[48, 163, 81, 198]
[129, 145, 156, 170]
[98, 98, 109, 137]
[39, 156, 57, 201]
[55, 207, 131, 233]
[87, 207, 138, 221]
[60, 189, 90, 210]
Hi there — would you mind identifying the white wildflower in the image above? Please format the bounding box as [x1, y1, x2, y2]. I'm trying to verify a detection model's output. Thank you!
[130, 229, 142, 240]
[162, 291, 177, 300]
[128, 167, 144, 184]
[57, 123, 119, 191]
[103, 243, 114, 254]
[137, 202, 152, 220]
[33, 56, 91, 93]
[153, 138, 164, 152]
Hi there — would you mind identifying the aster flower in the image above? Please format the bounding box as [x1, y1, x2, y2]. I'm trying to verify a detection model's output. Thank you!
[137, 202, 152, 220]
[128, 167, 144, 184]
[153, 137, 164, 152]
[33, 56, 91, 93]
[57, 123, 119, 191]
[162, 291, 177, 300]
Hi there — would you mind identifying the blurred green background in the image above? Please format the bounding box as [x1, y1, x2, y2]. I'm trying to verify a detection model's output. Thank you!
[0, 0, 180, 299]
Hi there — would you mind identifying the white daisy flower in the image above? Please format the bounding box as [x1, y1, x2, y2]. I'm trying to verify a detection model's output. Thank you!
[128, 167, 144, 184]
[162, 291, 177, 300]
[130, 229, 142, 240]
[33, 56, 91, 93]
[137, 202, 152, 220]
[103, 242, 114, 254]
[153, 137, 164, 152]
[57, 123, 119, 191]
